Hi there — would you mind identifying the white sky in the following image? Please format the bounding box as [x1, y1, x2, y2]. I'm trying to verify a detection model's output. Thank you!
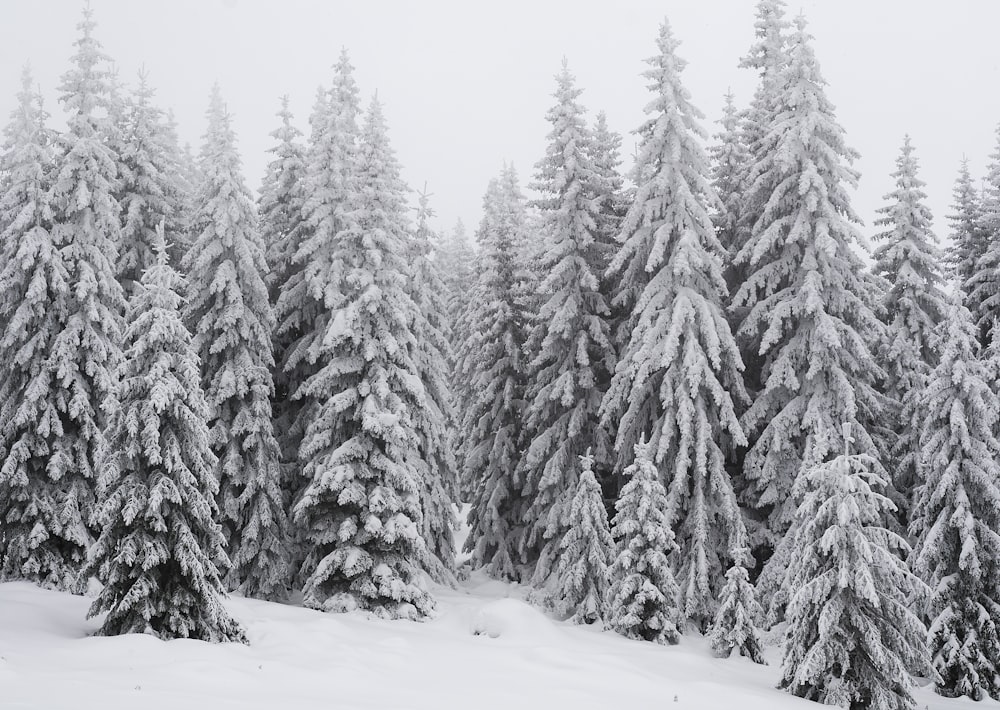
[2, 0, 999, 244]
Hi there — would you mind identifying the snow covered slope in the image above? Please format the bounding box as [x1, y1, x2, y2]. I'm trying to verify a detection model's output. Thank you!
[0, 576, 973, 710]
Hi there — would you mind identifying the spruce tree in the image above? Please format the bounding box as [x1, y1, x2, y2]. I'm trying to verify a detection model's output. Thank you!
[949, 159, 985, 291]
[780, 428, 931, 710]
[968, 125, 1000, 347]
[0, 68, 74, 587]
[436, 218, 476, 343]
[184, 86, 288, 600]
[459, 168, 532, 581]
[36, 8, 127, 589]
[731, 16, 885, 615]
[520, 61, 615, 586]
[871, 136, 947, 512]
[911, 301, 1000, 700]
[83, 227, 246, 643]
[708, 548, 765, 663]
[553, 452, 613, 625]
[601, 19, 749, 630]
[709, 91, 750, 262]
[293, 98, 433, 619]
[605, 439, 681, 644]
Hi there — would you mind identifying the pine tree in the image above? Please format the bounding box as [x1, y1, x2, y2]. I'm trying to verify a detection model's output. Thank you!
[871, 136, 947, 513]
[968, 125, 1000, 347]
[293, 98, 433, 619]
[116, 71, 185, 298]
[708, 548, 765, 663]
[911, 301, 1000, 700]
[601, 19, 749, 630]
[779, 428, 931, 710]
[0, 68, 75, 587]
[731, 16, 885, 615]
[949, 159, 986, 291]
[436, 218, 476, 345]
[35, 8, 127, 589]
[606, 439, 681, 644]
[409, 189, 459, 583]
[520, 61, 615, 586]
[459, 167, 532, 581]
[83, 227, 246, 643]
[709, 91, 750, 262]
[553, 452, 613, 625]
[183, 86, 288, 600]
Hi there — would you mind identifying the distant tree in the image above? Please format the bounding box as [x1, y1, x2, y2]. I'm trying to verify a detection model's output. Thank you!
[911, 301, 1000, 700]
[83, 227, 246, 643]
[948, 158, 986, 297]
[709, 91, 750, 263]
[184, 86, 289, 599]
[968, 125, 1000, 347]
[605, 438, 681, 644]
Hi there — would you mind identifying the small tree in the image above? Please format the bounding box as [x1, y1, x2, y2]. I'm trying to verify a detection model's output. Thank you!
[82, 227, 246, 643]
[552, 452, 614, 624]
[708, 548, 765, 663]
[605, 438, 681, 644]
[780, 425, 932, 710]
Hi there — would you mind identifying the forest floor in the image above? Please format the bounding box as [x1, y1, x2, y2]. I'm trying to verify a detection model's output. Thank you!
[0, 567, 979, 710]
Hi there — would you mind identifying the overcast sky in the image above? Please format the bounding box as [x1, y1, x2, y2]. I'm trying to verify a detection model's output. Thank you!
[2, 0, 999, 245]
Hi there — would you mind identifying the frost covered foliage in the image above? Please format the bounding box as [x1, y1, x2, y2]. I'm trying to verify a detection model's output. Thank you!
[968, 125, 1000, 348]
[949, 159, 987, 304]
[553, 453, 613, 624]
[0, 69, 76, 588]
[709, 91, 750, 263]
[606, 439, 681, 644]
[84, 229, 245, 643]
[911, 302, 1000, 700]
[436, 218, 476, 359]
[520, 61, 615, 586]
[459, 167, 533, 581]
[871, 137, 947, 511]
[184, 87, 288, 600]
[601, 19, 748, 630]
[708, 549, 764, 663]
[116, 72, 185, 298]
[408, 191, 459, 583]
[780, 440, 931, 710]
[15, 9, 126, 591]
[293, 98, 433, 619]
[731, 16, 885, 614]
[273, 55, 360, 504]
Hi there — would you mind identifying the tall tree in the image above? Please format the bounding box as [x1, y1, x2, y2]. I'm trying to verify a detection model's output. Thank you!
[730, 16, 885, 615]
[33, 8, 127, 589]
[780, 428, 931, 710]
[83, 228, 246, 643]
[293, 98, 434, 619]
[520, 61, 615, 586]
[601, 19, 749, 630]
[184, 86, 288, 599]
[459, 167, 532, 581]
[968, 125, 1000, 347]
[871, 136, 947, 512]
[911, 301, 1000, 701]
[0, 68, 74, 587]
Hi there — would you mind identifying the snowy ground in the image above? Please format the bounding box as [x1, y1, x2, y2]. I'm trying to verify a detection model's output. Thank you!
[0, 573, 983, 710]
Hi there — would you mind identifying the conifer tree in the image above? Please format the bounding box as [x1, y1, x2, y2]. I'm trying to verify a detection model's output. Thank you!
[949, 158, 986, 293]
[409, 189, 459, 583]
[184, 86, 288, 599]
[589, 111, 627, 253]
[871, 136, 947, 511]
[116, 72, 185, 298]
[0, 68, 74, 587]
[459, 167, 532, 581]
[601, 19, 749, 629]
[709, 91, 750, 263]
[708, 548, 765, 663]
[36, 8, 127, 588]
[293, 98, 433, 619]
[731, 16, 885, 614]
[520, 61, 615, 585]
[606, 439, 681, 644]
[83, 227, 246, 643]
[436, 218, 476, 339]
[553, 452, 613, 625]
[968, 125, 1000, 347]
[780, 427, 931, 710]
[911, 302, 1000, 700]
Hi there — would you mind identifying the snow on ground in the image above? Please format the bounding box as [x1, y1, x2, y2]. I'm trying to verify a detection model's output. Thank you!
[0, 573, 983, 710]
